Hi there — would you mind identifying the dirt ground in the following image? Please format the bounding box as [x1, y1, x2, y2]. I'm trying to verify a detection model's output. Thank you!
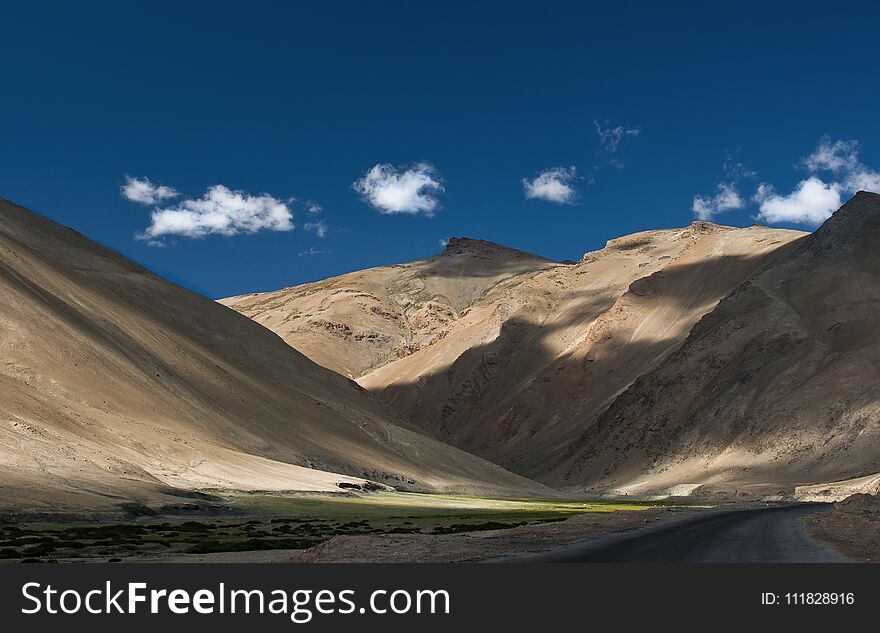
[288, 506, 706, 563]
[804, 494, 880, 563]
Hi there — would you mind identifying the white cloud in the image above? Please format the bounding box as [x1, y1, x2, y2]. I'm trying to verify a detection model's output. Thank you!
[803, 137, 880, 193]
[523, 166, 578, 204]
[750, 138, 879, 227]
[353, 162, 444, 215]
[304, 219, 328, 237]
[439, 238, 449, 248]
[802, 138, 860, 173]
[846, 168, 880, 193]
[692, 183, 745, 220]
[754, 177, 842, 225]
[299, 246, 327, 256]
[307, 202, 323, 214]
[690, 158, 755, 220]
[138, 184, 294, 243]
[121, 176, 179, 205]
[595, 120, 640, 153]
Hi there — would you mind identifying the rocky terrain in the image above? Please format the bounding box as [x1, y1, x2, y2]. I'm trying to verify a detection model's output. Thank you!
[804, 493, 880, 562]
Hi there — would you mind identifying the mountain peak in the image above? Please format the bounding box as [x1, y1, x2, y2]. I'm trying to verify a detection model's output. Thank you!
[441, 237, 485, 254]
[441, 237, 504, 255]
[439, 237, 550, 262]
[851, 189, 880, 201]
[688, 220, 733, 234]
[808, 190, 880, 253]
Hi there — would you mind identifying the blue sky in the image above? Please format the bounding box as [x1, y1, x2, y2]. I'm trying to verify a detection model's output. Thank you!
[2, 1, 879, 298]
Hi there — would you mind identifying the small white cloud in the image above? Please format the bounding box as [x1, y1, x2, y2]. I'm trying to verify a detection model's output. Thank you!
[595, 120, 640, 153]
[439, 238, 449, 248]
[304, 219, 328, 237]
[121, 176, 179, 205]
[299, 246, 327, 256]
[306, 202, 323, 214]
[523, 166, 578, 204]
[754, 177, 842, 225]
[353, 162, 444, 215]
[692, 183, 744, 220]
[138, 184, 294, 244]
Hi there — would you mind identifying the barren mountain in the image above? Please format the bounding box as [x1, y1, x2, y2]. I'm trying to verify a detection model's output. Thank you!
[231, 221, 807, 490]
[563, 191, 880, 498]
[0, 198, 546, 514]
[220, 238, 555, 378]
[358, 224, 807, 482]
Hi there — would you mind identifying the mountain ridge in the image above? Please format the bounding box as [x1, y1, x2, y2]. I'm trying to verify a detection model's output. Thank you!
[0, 197, 548, 514]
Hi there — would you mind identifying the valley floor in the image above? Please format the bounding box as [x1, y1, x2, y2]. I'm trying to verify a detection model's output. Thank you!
[0, 492, 857, 564]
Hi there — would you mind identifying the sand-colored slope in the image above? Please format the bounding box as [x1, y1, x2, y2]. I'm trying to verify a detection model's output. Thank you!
[0, 199, 546, 514]
[563, 192, 880, 497]
[220, 238, 556, 378]
[357, 223, 806, 481]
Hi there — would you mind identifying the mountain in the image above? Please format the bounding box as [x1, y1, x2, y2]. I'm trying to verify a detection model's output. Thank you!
[0, 198, 546, 514]
[229, 221, 807, 491]
[563, 191, 880, 498]
[220, 238, 555, 378]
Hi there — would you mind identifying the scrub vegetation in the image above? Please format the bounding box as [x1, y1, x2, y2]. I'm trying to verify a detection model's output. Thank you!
[0, 492, 662, 561]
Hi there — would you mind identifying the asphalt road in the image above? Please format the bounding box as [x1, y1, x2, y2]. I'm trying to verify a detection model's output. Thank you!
[533, 503, 843, 563]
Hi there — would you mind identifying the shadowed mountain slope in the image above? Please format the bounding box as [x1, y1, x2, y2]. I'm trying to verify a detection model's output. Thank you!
[0, 198, 547, 514]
